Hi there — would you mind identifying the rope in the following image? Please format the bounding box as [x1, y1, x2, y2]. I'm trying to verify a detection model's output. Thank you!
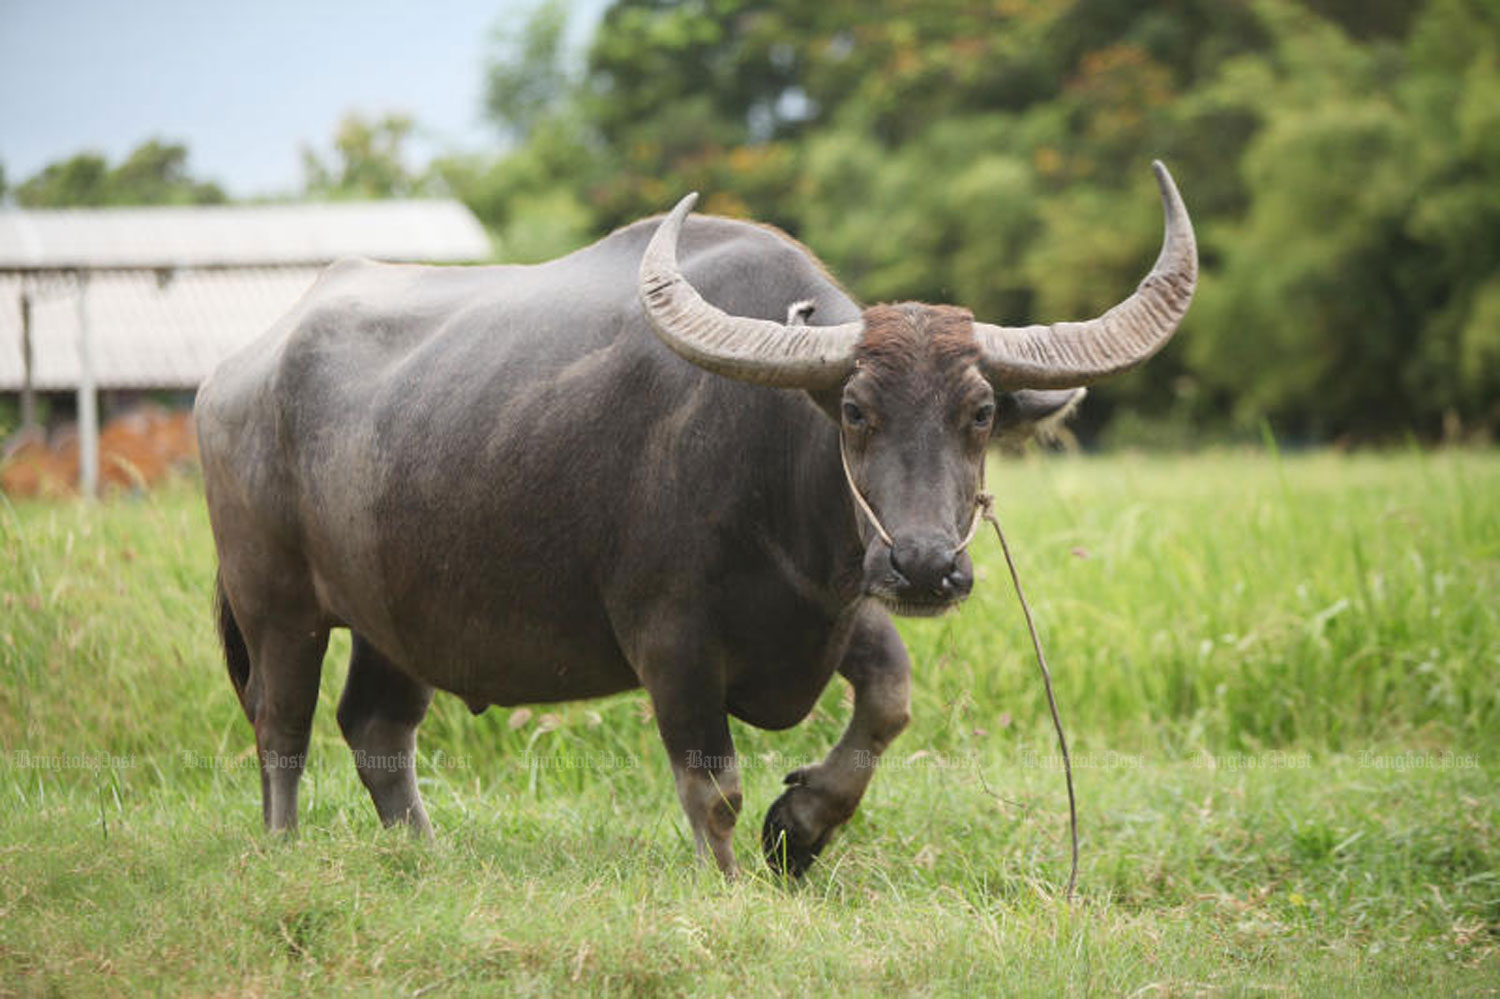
[838, 433, 985, 553]
[839, 432, 894, 548]
[979, 492, 1079, 902]
[838, 431, 1079, 900]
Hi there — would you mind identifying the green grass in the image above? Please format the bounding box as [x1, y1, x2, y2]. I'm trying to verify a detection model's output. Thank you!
[2, 449, 1497, 996]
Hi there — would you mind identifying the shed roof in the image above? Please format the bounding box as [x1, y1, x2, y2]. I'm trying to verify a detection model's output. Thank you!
[0, 199, 495, 392]
[0, 268, 327, 392]
[0, 199, 492, 271]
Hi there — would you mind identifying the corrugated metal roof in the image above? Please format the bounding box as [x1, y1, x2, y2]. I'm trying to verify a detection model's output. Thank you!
[0, 268, 324, 391]
[0, 199, 495, 392]
[0, 199, 492, 270]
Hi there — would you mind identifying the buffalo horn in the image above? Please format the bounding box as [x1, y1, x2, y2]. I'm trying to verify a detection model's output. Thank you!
[975, 161, 1198, 389]
[639, 193, 862, 389]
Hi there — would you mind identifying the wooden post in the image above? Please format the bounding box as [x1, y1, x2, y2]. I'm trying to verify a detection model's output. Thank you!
[75, 273, 99, 499]
[19, 289, 37, 430]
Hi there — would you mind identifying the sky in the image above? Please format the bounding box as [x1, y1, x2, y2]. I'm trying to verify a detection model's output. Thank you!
[0, 0, 607, 199]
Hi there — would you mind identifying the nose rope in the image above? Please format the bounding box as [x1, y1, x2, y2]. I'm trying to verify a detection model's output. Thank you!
[838, 432, 895, 548]
[838, 430, 1077, 901]
[980, 497, 1079, 902]
[837, 432, 992, 553]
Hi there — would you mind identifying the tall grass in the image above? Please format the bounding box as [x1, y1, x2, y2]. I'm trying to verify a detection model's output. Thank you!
[1, 449, 1496, 996]
[4, 449, 1494, 766]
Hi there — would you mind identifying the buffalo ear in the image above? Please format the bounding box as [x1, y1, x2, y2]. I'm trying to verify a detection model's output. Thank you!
[991, 388, 1086, 450]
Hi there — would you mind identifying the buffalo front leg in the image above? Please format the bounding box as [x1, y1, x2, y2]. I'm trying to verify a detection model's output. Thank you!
[643, 672, 743, 877]
[337, 634, 435, 836]
[763, 607, 911, 877]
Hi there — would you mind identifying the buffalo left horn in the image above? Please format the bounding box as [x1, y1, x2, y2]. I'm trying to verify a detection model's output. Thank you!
[976, 160, 1198, 389]
[639, 193, 863, 389]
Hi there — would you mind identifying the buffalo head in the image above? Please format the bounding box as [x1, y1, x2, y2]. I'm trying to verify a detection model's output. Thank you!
[639, 162, 1197, 616]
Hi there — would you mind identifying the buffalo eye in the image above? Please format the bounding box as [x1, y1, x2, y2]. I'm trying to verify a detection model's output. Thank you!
[842, 401, 867, 428]
[973, 403, 996, 429]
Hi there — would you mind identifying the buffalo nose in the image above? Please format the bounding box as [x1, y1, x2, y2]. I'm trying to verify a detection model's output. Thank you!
[890, 535, 970, 598]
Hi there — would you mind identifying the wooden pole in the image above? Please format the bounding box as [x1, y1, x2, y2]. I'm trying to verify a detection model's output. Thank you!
[75, 273, 98, 499]
[19, 289, 37, 430]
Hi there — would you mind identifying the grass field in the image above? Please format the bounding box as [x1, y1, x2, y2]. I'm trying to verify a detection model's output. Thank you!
[1, 449, 1496, 997]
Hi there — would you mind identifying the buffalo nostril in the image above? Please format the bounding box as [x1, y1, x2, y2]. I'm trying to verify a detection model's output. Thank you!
[889, 548, 910, 584]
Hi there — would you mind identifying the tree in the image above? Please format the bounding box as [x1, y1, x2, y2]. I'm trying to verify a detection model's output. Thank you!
[1185, 0, 1500, 440]
[483, 0, 573, 143]
[13, 139, 225, 207]
[15, 152, 112, 207]
[459, 0, 1500, 441]
[301, 112, 425, 200]
[110, 139, 227, 205]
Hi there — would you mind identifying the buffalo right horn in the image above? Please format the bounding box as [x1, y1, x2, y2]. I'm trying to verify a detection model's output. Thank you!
[975, 161, 1198, 390]
[639, 193, 863, 390]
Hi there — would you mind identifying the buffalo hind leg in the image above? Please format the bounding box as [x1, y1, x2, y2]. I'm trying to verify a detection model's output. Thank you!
[763, 607, 911, 877]
[242, 619, 329, 832]
[337, 634, 435, 836]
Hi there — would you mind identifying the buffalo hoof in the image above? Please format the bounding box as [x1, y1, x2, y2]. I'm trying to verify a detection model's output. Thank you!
[761, 785, 834, 878]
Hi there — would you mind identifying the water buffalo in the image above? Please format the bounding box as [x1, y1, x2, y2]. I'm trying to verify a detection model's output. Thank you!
[197, 162, 1195, 877]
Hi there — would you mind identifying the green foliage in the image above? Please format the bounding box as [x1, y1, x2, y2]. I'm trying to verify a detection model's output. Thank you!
[301, 112, 428, 200]
[1183, 0, 1500, 441]
[19, 151, 112, 207]
[483, 0, 573, 142]
[431, 113, 600, 263]
[12, 138, 227, 208]
[449, 0, 1500, 443]
[110, 140, 229, 206]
